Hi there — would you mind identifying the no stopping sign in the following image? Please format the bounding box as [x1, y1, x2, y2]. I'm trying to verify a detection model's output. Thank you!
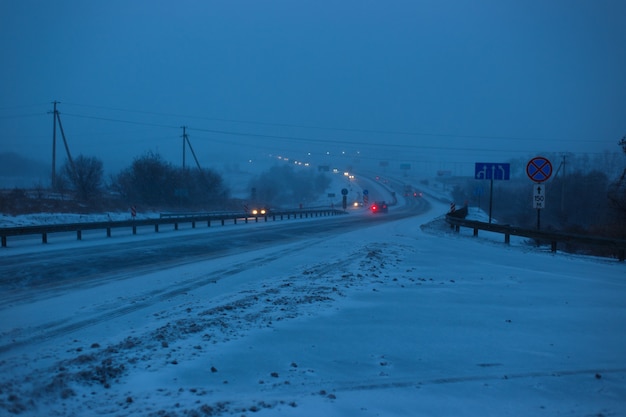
[526, 157, 552, 183]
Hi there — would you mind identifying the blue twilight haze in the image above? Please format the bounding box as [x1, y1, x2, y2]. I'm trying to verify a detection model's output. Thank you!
[1, 0, 625, 177]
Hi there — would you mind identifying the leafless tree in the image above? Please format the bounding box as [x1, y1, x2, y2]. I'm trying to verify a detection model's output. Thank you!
[61, 155, 104, 202]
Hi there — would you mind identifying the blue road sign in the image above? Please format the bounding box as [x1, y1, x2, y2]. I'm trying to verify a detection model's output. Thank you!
[475, 163, 511, 180]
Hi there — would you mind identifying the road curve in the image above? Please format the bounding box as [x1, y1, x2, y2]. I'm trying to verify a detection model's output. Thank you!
[0, 194, 428, 301]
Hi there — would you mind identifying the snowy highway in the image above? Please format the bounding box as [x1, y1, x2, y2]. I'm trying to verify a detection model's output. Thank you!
[0, 194, 625, 416]
[0, 195, 427, 348]
[0, 206, 415, 291]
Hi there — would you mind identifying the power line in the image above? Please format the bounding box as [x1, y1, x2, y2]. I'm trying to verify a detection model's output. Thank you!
[185, 127, 575, 155]
[61, 112, 180, 130]
[59, 101, 606, 144]
[0, 113, 46, 120]
[0, 103, 49, 111]
[44, 106, 619, 158]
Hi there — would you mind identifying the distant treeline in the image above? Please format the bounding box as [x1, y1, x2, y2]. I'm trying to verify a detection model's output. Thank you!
[0, 151, 332, 215]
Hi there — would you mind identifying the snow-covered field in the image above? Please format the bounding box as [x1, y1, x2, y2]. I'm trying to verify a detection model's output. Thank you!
[0, 196, 625, 416]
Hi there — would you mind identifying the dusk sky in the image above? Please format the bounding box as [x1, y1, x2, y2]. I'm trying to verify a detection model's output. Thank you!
[1, 0, 625, 177]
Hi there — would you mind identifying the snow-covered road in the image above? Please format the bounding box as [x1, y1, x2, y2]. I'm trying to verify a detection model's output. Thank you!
[0, 197, 624, 416]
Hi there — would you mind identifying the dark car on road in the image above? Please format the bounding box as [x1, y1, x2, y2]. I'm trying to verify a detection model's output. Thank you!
[370, 201, 388, 213]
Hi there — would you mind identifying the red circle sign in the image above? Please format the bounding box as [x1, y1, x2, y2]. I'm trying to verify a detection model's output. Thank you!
[526, 157, 552, 182]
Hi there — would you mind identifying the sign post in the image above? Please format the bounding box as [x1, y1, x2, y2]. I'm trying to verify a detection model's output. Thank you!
[475, 162, 510, 223]
[341, 188, 348, 210]
[526, 156, 552, 230]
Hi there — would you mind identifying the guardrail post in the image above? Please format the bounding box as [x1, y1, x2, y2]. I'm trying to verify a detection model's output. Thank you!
[505, 234, 510, 244]
[234, 218, 237, 224]
[42, 233, 47, 244]
[174, 223, 179, 231]
[133, 225, 137, 235]
[245, 217, 248, 224]
[1, 236, 6, 247]
[107, 227, 111, 238]
[207, 219, 211, 227]
[473, 228, 478, 237]
[155, 224, 159, 232]
[77, 230, 82, 240]
[264, 216, 268, 222]
[221, 219, 225, 226]
[551, 241, 557, 253]
[192, 221, 196, 228]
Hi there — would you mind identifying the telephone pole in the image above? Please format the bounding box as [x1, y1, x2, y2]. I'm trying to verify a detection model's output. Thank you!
[49, 101, 76, 190]
[182, 126, 187, 170]
[51, 101, 59, 189]
[181, 126, 202, 171]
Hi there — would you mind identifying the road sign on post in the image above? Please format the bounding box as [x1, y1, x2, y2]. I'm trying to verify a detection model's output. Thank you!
[533, 184, 546, 209]
[475, 162, 510, 224]
[474, 163, 510, 180]
[526, 157, 552, 182]
[527, 156, 552, 230]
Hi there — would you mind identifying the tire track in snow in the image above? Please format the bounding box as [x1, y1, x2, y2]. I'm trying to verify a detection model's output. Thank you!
[324, 367, 626, 393]
[0, 243, 372, 416]
[0, 236, 357, 355]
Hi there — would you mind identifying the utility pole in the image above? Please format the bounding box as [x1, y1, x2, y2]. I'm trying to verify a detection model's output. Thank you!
[181, 126, 202, 171]
[49, 101, 76, 190]
[561, 154, 567, 212]
[51, 101, 59, 189]
[553, 154, 568, 213]
[182, 126, 187, 170]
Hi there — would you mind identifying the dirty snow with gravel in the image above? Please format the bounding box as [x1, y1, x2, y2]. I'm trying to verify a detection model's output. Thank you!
[0, 195, 625, 416]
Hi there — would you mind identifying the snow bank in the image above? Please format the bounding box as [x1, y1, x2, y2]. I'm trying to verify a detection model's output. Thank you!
[0, 199, 624, 416]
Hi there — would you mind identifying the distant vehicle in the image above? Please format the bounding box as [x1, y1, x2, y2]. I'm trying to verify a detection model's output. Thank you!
[370, 201, 388, 213]
[404, 185, 423, 198]
[251, 208, 269, 216]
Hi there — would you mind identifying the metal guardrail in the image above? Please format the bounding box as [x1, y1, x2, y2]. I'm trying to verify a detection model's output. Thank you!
[0, 208, 347, 247]
[445, 214, 626, 262]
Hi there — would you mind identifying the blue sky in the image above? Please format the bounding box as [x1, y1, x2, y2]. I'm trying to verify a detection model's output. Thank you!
[1, 0, 625, 175]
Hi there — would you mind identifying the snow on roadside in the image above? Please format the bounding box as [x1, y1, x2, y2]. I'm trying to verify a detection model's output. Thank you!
[0, 199, 625, 416]
[0, 211, 159, 228]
